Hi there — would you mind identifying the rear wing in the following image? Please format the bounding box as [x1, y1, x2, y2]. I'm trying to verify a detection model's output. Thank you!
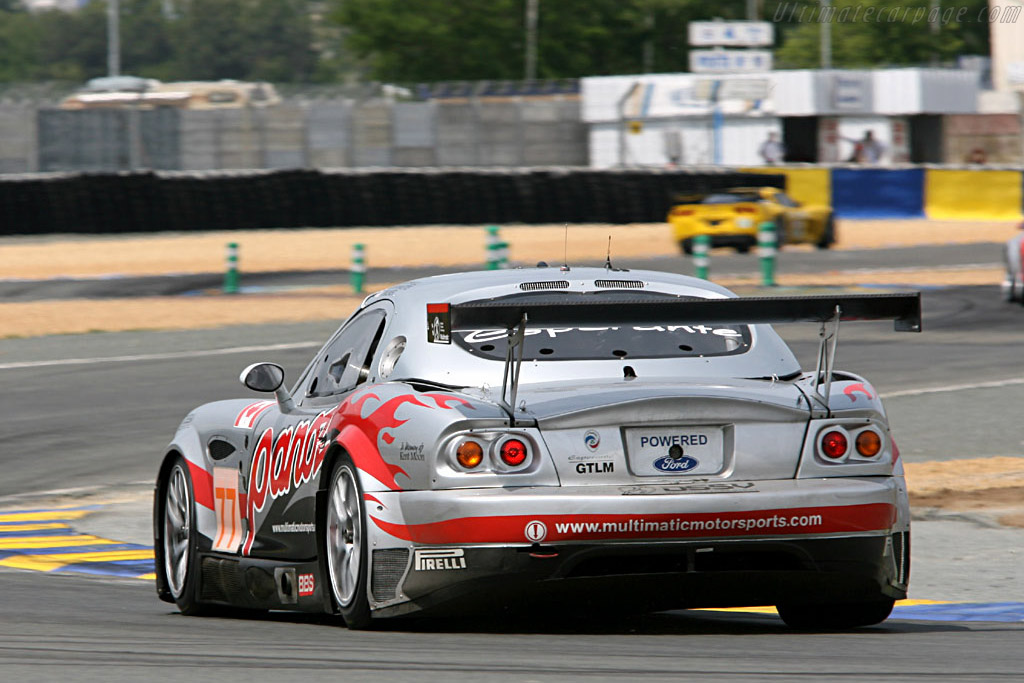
[448, 292, 921, 417]
[450, 293, 921, 333]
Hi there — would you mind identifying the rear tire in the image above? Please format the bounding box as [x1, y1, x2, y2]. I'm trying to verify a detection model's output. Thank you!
[162, 457, 205, 616]
[324, 455, 372, 629]
[817, 215, 836, 250]
[776, 598, 895, 630]
[735, 242, 751, 254]
[680, 239, 693, 256]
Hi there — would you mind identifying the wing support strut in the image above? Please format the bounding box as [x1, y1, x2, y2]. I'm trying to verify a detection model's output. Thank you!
[813, 305, 841, 408]
[499, 313, 528, 426]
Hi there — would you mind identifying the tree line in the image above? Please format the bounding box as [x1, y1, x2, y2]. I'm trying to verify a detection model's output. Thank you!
[0, 0, 990, 85]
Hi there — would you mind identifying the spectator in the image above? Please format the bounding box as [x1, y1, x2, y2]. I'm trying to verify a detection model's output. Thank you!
[966, 147, 987, 164]
[845, 130, 885, 164]
[758, 132, 785, 164]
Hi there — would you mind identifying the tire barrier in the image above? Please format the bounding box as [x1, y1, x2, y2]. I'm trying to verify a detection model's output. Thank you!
[0, 168, 783, 236]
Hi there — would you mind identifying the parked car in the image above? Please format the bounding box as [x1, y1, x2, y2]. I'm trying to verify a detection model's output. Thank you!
[668, 187, 835, 254]
[154, 267, 919, 629]
[1001, 225, 1024, 303]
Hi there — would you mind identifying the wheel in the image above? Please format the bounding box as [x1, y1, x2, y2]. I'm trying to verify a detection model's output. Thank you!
[680, 239, 693, 256]
[817, 215, 836, 250]
[162, 457, 205, 615]
[776, 598, 895, 630]
[325, 455, 371, 629]
[734, 242, 751, 254]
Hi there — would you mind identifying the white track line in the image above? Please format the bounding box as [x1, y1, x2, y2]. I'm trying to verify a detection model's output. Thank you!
[881, 377, 1024, 398]
[0, 341, 319, 371]
[5, 342, 1021, 399]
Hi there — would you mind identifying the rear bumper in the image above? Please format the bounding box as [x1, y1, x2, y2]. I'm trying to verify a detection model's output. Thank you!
[376, 533, 910, 618]
[366, 477, 910, 617]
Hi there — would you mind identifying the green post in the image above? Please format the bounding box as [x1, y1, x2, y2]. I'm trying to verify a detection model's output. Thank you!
[223, 242, 239, 294]
[486, 225, 503, 270]
[758, 221, 777, 287]
[351, 243, 366, 294]
[692, 233, 711, 280]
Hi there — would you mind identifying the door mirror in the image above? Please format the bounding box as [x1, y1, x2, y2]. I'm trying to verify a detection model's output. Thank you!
[240, 362, 285, 393]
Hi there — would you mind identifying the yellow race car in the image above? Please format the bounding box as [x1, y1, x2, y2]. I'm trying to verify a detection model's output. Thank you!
[668, 187, 835, 254]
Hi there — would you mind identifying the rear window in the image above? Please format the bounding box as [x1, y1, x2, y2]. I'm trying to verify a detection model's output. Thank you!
[702, 193, 759, 204]
[455, 323, 749, 361]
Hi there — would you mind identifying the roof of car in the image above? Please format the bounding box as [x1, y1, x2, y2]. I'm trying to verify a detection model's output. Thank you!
[362, 266, 736, 311]
[355, 267, 802, 387]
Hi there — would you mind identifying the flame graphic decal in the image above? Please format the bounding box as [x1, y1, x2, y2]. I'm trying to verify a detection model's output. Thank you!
[329, 391, 474, 490]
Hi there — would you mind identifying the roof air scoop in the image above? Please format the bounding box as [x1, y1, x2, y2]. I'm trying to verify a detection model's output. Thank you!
[519, 281, 569, 291]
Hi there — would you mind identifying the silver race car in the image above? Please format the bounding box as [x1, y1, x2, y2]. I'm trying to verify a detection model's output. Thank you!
[154, 267, 920, 629]
[1002, 226, 1024, 303]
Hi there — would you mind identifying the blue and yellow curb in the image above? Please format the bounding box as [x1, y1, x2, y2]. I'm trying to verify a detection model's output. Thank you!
[0, 505, 155, 580]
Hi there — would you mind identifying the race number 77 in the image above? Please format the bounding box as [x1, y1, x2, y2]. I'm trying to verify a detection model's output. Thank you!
[213, 467, 242, 553]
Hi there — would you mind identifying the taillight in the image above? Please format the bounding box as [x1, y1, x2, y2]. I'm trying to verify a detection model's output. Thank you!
[456, 440, 483, 468]
[856, 430, 882, 457]
[671, 208, 694, 216]
[734, 206, 756, 214]
[821, 430, 848, 459]
[499, 439, 528, 466]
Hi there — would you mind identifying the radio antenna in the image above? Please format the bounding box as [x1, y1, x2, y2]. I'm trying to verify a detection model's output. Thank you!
[604, 235, 613, 269]
[560, 222, 570, 271]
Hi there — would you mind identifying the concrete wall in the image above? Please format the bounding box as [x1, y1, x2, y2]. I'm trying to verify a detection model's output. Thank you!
[23, 97, 586, 173]
[0, 105, 36, 173]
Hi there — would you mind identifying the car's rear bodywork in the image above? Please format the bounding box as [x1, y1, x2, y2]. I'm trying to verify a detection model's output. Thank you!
[154, 268, 918, 627]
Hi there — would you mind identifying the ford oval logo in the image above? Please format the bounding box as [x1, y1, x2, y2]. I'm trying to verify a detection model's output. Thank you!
[653, 455, 699, 473]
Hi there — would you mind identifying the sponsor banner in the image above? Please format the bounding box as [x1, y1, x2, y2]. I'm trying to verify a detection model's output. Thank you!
[925, 169, 1023, 221]
[371, 503, 896, 545]
[831, 168, 925, 219]
[688, 20, 774, 47]
[414, 548, 467, 571]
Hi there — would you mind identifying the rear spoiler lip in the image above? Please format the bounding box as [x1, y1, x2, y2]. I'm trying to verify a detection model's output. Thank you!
[450, 292, 922, 333]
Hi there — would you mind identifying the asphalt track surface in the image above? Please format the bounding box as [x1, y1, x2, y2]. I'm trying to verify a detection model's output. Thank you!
[1, 244, 1023, 681]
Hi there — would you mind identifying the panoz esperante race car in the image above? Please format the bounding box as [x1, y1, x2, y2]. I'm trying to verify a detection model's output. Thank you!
[154, 267, 920, 629]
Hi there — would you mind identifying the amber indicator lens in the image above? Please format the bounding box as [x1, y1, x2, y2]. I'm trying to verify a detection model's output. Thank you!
[821, 431, 848, 459]
[456, 440, 484, 468]
[500, 439, 528, 466]
[856, 430, 882, 457]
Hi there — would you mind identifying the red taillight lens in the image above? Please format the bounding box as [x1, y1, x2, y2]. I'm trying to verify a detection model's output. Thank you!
[821, 430, 848, 459]
[856, 430, 882, 457]
[671, 208, 694, 216]
[456, 440, 483, 468]
[734, 206, 756, 214]
[499, 439, 528, 466]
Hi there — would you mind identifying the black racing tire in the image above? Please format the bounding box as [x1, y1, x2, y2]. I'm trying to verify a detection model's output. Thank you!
[680, 239, 693, 256]
[817, 214, 836, 250]
[324, 454, 372, 629]
[776, 598, 895, 630]
[161, 456, 206, 616]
